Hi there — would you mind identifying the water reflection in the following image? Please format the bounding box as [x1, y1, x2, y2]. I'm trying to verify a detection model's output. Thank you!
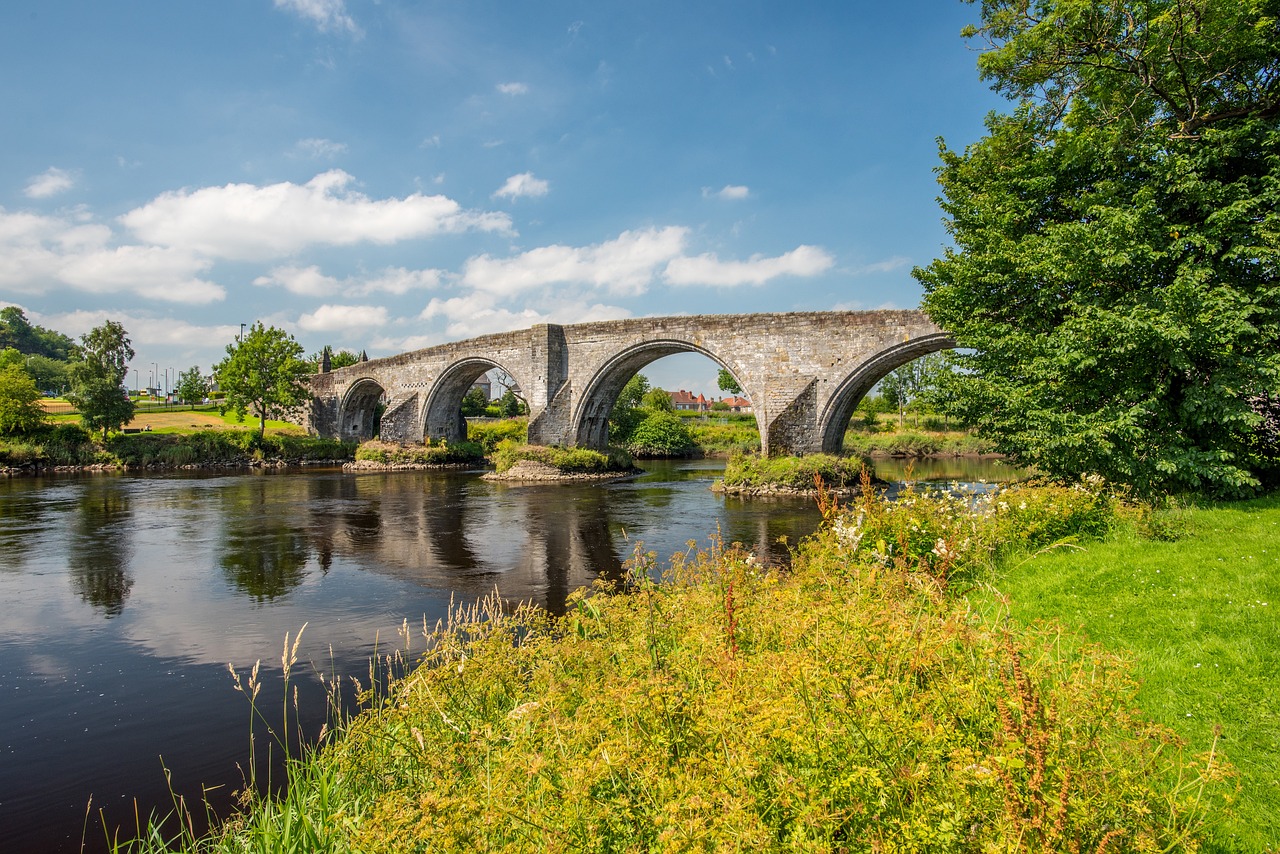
[219, 477, 312, 601]
[68, 479, 133, 616]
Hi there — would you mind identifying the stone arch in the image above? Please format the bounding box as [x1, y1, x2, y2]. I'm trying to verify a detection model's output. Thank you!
[422, 358, 526, 443]
[572, 340, 755, 450]
[818, 333, 956, 453]
[338, 377, 387, 441]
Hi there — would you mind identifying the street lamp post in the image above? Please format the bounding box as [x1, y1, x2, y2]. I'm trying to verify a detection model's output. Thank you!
[239, 323, 246, 342]
[152, 363, 158, 395]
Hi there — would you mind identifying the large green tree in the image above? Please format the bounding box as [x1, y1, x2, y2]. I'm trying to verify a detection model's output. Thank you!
[915, 0, 1280, 496]
[213, 323, 312, 440]
[67, 320, 135, 439]
[174, 366, 208, 406]
[0, 364, 46, 435]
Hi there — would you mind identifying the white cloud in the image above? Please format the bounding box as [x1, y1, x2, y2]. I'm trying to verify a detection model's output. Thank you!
[664, 244, 834, 287]
[420, 292, 629, 339]
[703, 184, 750, 201]
[849, 255, 912, 275]
[121, 170, 512, 261]
[253, 265, 341, 297]
[24, 167, 76, 199]
[298, 304, 389, 332]
[496, 82, 529, 95]
[461, 226, 688, 297]
[493, 172, 549, 200]
[294, 138, 348, 160]
[346, 266, 443, 296]
[274, 0, 360, 35]
[0, 208, 223, 304]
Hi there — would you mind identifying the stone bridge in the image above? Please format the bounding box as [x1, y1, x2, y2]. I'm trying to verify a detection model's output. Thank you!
[300, 310, 953, 456]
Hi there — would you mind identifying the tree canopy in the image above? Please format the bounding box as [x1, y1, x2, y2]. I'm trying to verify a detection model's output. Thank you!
[0, 364, 46, 435]
[213, 323, 312, 440]
[174, 366, 208, 405]
[0, 307, 77, 361]
[915, 0, 1280, 496]
[67, 320, 135, 438]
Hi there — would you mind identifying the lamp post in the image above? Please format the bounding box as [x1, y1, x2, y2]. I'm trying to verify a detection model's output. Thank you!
[132, 369, 138, 393]
[152, 363, 158, 395]
[239, 323, 246, 342]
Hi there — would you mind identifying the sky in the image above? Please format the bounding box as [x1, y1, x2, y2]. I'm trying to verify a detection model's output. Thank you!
[0, 0, 1005, 397]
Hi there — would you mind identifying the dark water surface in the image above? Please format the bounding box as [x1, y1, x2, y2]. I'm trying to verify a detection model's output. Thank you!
[0, 457, 1020, 851]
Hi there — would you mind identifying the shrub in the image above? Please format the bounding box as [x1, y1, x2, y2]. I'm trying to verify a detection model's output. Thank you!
[627, 411, 695, 457]
[467, 418, 527, 452]
[721, 452, 872, 491]
[491, 441, 632, 474]
[354, 439, 484, 466]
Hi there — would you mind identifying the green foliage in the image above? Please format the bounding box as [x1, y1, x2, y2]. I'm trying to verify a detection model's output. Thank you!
[0, 306, 77, 360]
[721, 452, 873, 491]
[466, 417, 527, 452]
[105, 431, 356, 467]
[609, 372, 651, 443]
[213, 323, 313, 440]
[354, 439, 483, 465]
[641, 387, 675, 412]
[717, 367, 743, 394]
[497, 387, 523, 417]
[173, 366, 208, 405]
[0, 364, 46, 435]
[460, 386, 489, 417]
[23, 354, 70, 395]
[688, 420, 761, 454]
[67, 320, 135, 439]
[842, 430, 992, 457]
[626, 410, 695, 457]
[491, 440, 633, 474]
[916, 0, 1280, 497]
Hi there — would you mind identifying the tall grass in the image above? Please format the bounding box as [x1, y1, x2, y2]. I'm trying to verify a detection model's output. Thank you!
[109, 479, 1235, 852]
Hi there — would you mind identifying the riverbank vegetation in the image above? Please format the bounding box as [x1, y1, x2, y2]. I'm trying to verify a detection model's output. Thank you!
[114, 478, 1256, 853]
[716, 452, 873, 494]
[352, 439, 484, 466]
[490, 440, 633, 475]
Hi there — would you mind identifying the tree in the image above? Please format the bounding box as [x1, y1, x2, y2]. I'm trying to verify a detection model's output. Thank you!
[914, 0, 1280, 496]
[642, 387, 675, 412]
[717, 368, 743, 395]
[67, 320, 135, 439]
[498, 388, 523, 417]
[627, 411, 695, 457]
[609, 373, 651, 444]
[213, 323, 312, 441]
[311, 346, 361, 372]
[174, 366, 208, 405]
[461, 386, 489, 417]
[0, 364, 46, 435]
[24, 355, 70, 395]
[0, 306, 77, 360]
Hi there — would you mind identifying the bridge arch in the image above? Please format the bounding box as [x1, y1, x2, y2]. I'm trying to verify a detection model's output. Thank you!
[817, 333, 956, 453]
[571, 340, 753, 450]
[423, 357, 528, 443]
[338, 377, 387, 440]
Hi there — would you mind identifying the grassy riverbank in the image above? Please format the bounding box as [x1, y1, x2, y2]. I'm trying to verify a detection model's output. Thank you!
[976, 497, 1280, 852]
[114, 479, 1258, 853]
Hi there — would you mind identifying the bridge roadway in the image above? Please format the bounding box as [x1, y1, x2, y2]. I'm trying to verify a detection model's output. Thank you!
[299, 310, 954, 456]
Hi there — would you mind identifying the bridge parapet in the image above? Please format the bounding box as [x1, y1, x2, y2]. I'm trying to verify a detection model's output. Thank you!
[298, 310, 953, 455]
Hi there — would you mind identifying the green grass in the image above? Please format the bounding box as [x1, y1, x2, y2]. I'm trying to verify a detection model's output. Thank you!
[977, 497, 1280, 852]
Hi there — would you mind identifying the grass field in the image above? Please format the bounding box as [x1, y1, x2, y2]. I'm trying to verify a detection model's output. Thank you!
[977, 498, 1280, 852]
[43, 403, 304, 435]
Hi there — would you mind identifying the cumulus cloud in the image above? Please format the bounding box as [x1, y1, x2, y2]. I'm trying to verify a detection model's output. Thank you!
[253, 265, 341, 297]
[293, 138, 348, 160]
[298, 304, 389, 332]
[121, 170, 512, 261]
[461, 226, 688, 297]
[492, 172, 549, 200]
[24, 167, 76, 199]
[274, 0, 360, 35]
[496, 82, 529, 95]
[703, 184, 749, 201]
[345, 266, 443, 296]
[420, 292, 629, 339]
[0, 208, 224, 304]
[664, 244, 834, 287]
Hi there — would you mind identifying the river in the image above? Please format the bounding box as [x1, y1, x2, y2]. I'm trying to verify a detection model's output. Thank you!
[0, 457, 1021, 851]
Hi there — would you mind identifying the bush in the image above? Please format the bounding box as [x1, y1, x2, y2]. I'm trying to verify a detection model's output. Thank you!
[491, 441, 632, 474]
[467, 418, 528, 452]
[688, 421, 760, 454]
[721, 452, 872, 491]
[354, 439, 484, 466]
[627, 411, 695, 457]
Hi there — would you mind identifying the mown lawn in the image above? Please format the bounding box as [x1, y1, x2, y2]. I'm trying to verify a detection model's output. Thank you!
[978, 497, 1280, 852]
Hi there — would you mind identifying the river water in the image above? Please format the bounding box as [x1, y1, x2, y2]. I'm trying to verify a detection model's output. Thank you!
[0, 457, 1021, 851]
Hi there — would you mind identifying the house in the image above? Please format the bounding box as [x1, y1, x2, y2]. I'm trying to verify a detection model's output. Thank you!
[669, 389, 710, 411]
[719, 395, 753, 413]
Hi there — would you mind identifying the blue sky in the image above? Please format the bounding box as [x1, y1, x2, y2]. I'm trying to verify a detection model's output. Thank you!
[1, 0, 1003, 396]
